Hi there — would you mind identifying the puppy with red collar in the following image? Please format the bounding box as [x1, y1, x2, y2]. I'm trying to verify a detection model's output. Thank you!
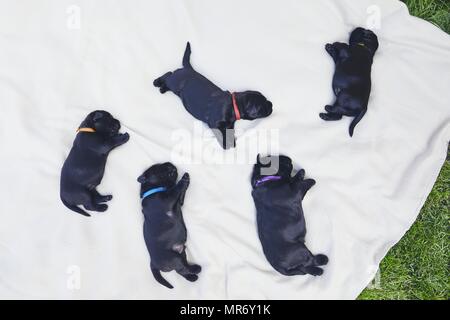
[154, 42, 273, 149]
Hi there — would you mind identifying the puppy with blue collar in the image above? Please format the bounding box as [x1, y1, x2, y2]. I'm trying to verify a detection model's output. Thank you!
[137, 162, 201, 289]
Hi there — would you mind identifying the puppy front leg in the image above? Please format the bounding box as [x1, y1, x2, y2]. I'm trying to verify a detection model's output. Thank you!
[325, 42, 348, 63]
[293, 175, 316, 200]
[83, 195, 108, 212]
[168, 173, 190, 207]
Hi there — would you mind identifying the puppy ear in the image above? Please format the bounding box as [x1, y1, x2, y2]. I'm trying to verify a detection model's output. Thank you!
[93, 111, 104, 122]
[137, 175, 146, 184]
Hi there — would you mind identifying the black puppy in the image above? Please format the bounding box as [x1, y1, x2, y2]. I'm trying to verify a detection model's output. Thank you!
[60, 110, 129, 217]
[154, 42, 273, 149]
[137, 162, 201, 289]
[251, 155, 328, 276]
[320, 27, 379, 136]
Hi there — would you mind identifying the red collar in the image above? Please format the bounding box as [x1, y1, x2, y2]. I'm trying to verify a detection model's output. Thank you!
[231, 92, 241, 121]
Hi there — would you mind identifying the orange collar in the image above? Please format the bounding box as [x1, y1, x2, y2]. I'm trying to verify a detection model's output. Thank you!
[231, 92, 241, 121]
[77, 127, 96, 133]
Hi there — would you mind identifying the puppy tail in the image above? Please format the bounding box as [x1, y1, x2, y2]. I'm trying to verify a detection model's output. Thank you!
[151, 267, 174, 289]
[61, 198, 90, 217]
[349, 108, 367, 137]
[182, 42, 192, 68]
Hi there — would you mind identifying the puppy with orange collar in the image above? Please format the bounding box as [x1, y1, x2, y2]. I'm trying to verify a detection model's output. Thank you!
[60, 110, 129, 216]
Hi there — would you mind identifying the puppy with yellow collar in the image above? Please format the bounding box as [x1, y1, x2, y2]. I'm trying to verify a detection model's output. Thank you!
[60, 110, 129, 216]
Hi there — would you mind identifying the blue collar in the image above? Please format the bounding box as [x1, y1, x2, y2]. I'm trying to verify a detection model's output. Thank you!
[141, 187, 167, 200]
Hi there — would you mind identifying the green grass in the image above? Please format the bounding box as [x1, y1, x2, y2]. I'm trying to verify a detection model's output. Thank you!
[402, 0, 450, 33]
[359, 0, 449, 300]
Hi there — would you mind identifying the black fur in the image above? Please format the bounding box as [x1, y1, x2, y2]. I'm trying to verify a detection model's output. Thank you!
[60, 110, 129, 216]
[251, 155, 328, 276]
[154, 42, 273, 149]
[320, 27, 379, 136]
[138, 162, 201, 289]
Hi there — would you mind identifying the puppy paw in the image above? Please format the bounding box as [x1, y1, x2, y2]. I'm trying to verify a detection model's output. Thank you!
[184, 274, 198, 282]
[153, 77, 162, 87]
[296, 169, 305, 180]
[314, 254, 329, 266]
[325, 105, 334, 113]
[319, 112, 329, 120]
[96, 204, 108, 212]
[98, 194, 113, 203]
[304, 266, 324, 276]
[159, 86, 168, 94]
[120, 132, 130, 143]
[181, 172, 190, 183]
[190, 264, 202, 274]
[325, 43, 335, 54]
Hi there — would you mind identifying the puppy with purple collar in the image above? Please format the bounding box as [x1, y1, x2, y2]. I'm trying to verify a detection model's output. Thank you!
[137, 162, 201, 289]
[251, 155, 328, 276]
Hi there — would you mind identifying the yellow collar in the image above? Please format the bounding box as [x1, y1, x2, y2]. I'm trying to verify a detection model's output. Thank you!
[77, 127, 96, 133]
[357, 42, 366, 47]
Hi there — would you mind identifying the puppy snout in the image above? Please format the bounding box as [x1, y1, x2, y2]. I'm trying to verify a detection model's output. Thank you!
[163, 162, 177, 176]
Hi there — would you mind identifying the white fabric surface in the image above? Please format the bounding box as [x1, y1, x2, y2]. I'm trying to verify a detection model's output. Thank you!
[0, 0, 449, 299]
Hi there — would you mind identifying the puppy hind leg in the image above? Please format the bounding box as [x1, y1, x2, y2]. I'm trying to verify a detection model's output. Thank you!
[153, 72, 172, 93]
[175, 253, 201, 282]
[180, 273, 198, 282]
[83, 194, 108, 212]
[93, 189, 112, 203]
[302, 266, 324, 276]
[319, 110, 342, 121]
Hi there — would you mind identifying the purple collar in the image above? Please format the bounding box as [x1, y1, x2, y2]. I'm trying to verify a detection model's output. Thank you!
[255, 175, 282, 187]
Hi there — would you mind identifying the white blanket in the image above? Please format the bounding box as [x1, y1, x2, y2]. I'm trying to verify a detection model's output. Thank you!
[0, 0, 449, 299]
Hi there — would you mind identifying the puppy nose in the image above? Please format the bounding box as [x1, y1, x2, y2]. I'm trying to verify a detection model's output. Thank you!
[265, 102, 273, 115]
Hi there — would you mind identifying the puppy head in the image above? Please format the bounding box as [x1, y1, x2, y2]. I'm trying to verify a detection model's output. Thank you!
[251, 154, 293, 187]
[137, 162, 178, 189]
[349, 27, 379, 55]
[81, 110, 121, 136]
[236, 91, 273, 120]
